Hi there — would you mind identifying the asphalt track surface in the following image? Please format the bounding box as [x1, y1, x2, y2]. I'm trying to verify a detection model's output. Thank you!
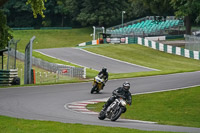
[0, 72, 200, 132]
[36, 48, 156, 73]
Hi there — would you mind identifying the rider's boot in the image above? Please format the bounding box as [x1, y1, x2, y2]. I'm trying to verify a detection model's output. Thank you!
[102, 83, 105, 90]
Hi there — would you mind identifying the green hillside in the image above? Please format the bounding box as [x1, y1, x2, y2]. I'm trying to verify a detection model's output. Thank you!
[12, 28, 92, 51]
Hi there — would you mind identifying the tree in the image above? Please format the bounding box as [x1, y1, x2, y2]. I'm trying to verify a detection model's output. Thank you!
[170, 0, 200, 34]
[0, 0, 46, 49]
[26, 0, 47, 18]
[55, 0, 70, 27]
[75, 0, 129, 26]
[0, 0, 9, 7]
[63, 0, 83, 26]
[129, 0, 174, 16]
[127, 0, 151, 17]
[0, 10, 12, 49]
[3, 0, 37, 27]
[130, 0, 200, 35]
[143, 0, 174, 16]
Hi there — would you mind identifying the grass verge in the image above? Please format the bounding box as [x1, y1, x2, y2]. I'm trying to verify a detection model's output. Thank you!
[87, 86, 200, 128]
[0, 115, 177, 133]
[83, 44, 200, 79]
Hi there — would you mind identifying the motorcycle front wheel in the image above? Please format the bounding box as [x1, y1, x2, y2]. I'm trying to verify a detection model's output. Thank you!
[110, 108, 122, 121]
[90, 84, 97, 94]
[98, 111, 106, 120]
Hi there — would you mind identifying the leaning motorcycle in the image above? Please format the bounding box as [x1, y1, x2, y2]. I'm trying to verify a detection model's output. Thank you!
[98, 95, 127, 121]
[90, 75, 104, 94]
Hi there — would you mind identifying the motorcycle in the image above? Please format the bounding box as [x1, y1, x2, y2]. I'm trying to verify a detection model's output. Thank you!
[98, 95, 127, 121]
[90, 75, 104, 94]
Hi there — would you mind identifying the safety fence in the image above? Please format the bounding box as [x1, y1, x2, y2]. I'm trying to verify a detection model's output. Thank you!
[8, 49, 86, 79]
[17, 68, 84, 85]
[185, 35, 200, 51]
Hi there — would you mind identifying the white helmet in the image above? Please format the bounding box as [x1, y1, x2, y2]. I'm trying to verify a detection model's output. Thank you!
[123, 81, 130, 92]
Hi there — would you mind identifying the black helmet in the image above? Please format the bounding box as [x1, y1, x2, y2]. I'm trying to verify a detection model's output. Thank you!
[123, 81, 130, 92]
[102, 67, 107, 73]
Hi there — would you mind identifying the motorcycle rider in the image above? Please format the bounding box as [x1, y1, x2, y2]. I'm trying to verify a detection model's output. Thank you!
[102, 81, 132, 112]
[98, 67, 108, 89]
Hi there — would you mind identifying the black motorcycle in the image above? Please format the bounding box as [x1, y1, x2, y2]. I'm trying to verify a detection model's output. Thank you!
[98, 95, 127, 121]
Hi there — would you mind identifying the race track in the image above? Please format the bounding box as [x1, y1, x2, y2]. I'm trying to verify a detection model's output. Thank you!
[0, 72, 200, 132]
[36, 48, 156, 73]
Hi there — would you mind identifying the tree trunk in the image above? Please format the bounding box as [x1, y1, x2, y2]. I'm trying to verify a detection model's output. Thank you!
[185, 15, 191, 35]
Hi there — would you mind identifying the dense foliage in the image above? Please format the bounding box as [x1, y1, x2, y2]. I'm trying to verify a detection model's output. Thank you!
[1, 0, 200, 28]
[1, 0, 200, 49]
[0, 10, 12, 49]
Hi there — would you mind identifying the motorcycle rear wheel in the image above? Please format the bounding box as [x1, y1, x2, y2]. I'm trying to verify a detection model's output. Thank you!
[111, 108, 122, 121]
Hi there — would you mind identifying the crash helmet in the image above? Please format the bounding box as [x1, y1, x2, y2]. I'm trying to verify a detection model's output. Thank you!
[102, 67, 107, 73]
[123, 81, 130, 92]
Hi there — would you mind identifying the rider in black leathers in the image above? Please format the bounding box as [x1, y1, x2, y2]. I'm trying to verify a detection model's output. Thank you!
[98, 67, 108, 89]
[102, 81, 132, 112]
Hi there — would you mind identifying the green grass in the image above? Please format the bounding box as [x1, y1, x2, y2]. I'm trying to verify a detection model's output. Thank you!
[84, 44, 200, 79]
[12, 27, 92, 52]
[0, 115, 178, 133]
[87, 86, 200, 128]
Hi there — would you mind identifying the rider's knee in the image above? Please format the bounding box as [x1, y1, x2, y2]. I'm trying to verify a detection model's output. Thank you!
[121, 107, 127, 113]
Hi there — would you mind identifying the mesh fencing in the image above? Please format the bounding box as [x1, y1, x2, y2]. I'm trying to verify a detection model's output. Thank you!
[185, 35, 200, 51]
[10, 49, 85, 79]
[7, 40, 18, 69]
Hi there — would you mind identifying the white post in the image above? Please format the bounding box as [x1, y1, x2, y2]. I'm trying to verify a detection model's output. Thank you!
[102, 27, 105, 33]
[40, 72, 42, 83]
[83, 67, 86, 79]
[122, 11, 126, 35]
[93, 26, 96, 40]
[21, 68, 23, 81]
